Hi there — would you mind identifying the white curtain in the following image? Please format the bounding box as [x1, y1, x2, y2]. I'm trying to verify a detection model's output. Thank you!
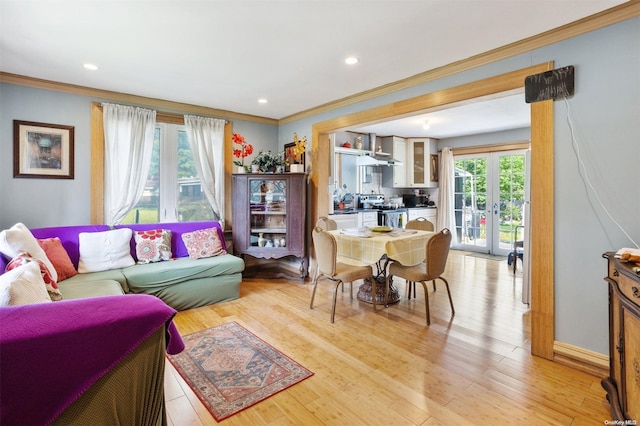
[437, 147, 458, 245]
[183, 115, 225, 224]
[103, 103, 156, 225]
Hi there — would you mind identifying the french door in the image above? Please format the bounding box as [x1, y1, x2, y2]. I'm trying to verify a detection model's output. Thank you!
[453, 150, 528, 255]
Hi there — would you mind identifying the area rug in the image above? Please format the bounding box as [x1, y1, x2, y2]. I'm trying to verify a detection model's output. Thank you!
[167, 321, 313, 421]
[465, 252, 508, 261]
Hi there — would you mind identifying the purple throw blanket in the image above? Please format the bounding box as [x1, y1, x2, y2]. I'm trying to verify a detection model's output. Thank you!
[0, 294, 184, 425]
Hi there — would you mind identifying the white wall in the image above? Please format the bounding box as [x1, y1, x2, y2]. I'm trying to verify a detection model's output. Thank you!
[279, 17, 640, 355]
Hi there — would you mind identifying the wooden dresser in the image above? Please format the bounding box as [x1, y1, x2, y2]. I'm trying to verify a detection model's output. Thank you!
[602, 252, 640, 421]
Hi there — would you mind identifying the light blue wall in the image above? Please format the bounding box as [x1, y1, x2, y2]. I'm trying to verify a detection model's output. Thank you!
[0, 84, 278, 229]
[1, 18, 637, 355]
[279, 17, 640, 355]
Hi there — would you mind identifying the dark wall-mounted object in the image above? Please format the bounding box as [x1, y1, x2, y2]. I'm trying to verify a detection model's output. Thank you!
[525, 65, 574, 103]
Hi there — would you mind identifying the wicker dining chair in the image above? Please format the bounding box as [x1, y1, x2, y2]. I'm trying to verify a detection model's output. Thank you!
[404, 217, 436, 297]
[385, 228, 454, 325]
[311, 217, 338, 284]
[315, 216, 338, 231]
[310, 226, 374, 323]
[405, 217, 435, 232]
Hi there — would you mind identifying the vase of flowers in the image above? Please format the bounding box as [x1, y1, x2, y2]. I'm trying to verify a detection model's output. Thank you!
[232, 133, 253, 173]
[288, 133, 306, 173]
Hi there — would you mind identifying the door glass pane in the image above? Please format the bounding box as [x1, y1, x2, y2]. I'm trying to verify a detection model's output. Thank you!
[497, 154, 526, 250]
[177, 130, 214, 222]
[121, 128, 161, 224]
[250, 179, 287, 248]
[454, 157, 487, 247]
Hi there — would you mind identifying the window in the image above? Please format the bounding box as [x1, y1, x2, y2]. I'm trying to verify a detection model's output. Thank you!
[120, 122, 215, 224]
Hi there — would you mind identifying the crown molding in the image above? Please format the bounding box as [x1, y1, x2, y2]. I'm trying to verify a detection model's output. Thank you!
[0, 72, 278, 126]
[279, 0, 640, 124]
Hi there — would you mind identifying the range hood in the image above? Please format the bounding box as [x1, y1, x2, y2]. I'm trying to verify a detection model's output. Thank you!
[356, 154, 403, 167]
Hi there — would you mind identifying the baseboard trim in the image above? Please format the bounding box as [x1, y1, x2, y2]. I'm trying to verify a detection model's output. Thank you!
[553, 341, 608, 378]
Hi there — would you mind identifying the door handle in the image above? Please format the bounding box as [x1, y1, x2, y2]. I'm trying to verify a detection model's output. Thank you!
[493, 203, 498, 215]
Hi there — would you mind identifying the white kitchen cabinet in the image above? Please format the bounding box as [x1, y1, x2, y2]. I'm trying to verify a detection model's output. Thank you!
[407, 138, 438, 188]
[381, 136, 407, 187]
[358, 211, 378, 228]
[327, 213, 358, 230]
[407, 207, 437, 229]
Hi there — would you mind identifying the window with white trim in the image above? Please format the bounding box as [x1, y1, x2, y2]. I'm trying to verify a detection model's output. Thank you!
[120, 122, 215, 224]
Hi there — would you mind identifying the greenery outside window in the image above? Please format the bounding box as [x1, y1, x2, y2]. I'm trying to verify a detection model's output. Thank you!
[120, 123, 215, 224]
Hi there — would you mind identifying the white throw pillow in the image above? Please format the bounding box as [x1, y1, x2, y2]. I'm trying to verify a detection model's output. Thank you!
[78, 228, 135, 273]
[0, 223, 58, 282]
[0, 261, 53, 306]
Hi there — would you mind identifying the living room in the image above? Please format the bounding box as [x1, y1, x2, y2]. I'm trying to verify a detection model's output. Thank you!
[1, 1, 639, 424]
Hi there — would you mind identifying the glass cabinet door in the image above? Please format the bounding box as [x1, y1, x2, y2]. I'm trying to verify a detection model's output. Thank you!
[412, 140, 426, 185]
[249, 178, 287, 248]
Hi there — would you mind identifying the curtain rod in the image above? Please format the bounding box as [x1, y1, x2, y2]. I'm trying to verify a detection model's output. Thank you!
[447, 141, 530, 155]
[99, 102, 229, 124]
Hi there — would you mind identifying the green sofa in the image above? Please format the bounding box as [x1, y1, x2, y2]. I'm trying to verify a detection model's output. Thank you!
[20, 221, 245, 310]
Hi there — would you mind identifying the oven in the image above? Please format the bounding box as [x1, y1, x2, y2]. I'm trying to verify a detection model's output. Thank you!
[377, 208, 408, 227]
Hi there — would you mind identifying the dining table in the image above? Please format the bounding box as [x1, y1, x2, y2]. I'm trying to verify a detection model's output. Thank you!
[327, 228, 435, 305]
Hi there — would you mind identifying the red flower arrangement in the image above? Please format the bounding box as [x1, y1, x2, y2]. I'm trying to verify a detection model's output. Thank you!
[232, 133, 253, 169]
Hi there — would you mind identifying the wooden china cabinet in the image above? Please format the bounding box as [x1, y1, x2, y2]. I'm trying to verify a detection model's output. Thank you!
[232, 173, 307, 278]
[602, 252, 640, 421]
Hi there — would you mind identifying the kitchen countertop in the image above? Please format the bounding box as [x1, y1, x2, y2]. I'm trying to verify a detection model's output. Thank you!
[330, 206, 436, 215]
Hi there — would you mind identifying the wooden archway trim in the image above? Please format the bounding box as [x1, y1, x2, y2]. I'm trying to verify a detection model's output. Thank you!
[310, 62, 555, 359]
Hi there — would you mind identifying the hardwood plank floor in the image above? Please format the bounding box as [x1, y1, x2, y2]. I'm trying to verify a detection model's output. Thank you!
[165, 250, 611, 425]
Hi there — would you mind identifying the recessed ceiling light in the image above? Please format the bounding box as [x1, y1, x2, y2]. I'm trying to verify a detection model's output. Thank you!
[83, 63, 98, 71]
[258, 98, 268, 104]
[423, 120, 430, 130]
[345, 56, 359, 65]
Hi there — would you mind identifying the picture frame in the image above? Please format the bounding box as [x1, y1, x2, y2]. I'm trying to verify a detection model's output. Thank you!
[284, 142, 305, 170]
[13, 120, 74, 179]
[430, 154, 439, 182]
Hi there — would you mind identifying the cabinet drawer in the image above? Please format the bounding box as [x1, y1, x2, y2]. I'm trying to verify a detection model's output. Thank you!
[617, 271, 640, 307]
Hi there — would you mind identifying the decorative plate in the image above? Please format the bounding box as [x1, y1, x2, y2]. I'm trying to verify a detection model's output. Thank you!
[371, 226, 392, 232]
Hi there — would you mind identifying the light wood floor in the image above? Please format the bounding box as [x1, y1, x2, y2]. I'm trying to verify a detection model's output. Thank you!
[164, 250, 611, 425]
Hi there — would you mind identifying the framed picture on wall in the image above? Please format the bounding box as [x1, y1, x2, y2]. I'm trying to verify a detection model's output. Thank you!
[13, 120, 74, 179]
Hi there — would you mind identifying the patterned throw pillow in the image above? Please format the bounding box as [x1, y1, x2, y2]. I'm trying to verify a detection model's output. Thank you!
[37, 237, 78, 281]
[5, 251, 63, 301]
[134, 229, 172, 264]
[181, 227, 227, 259]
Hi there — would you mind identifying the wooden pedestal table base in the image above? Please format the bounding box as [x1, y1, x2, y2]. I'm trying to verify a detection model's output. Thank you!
[357, 276, 400, 305]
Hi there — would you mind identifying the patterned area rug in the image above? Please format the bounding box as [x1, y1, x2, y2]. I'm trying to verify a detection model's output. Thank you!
[167, 321, 313, 421]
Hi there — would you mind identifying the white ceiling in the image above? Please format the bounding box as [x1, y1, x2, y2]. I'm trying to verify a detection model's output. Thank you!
[0, 0, 626, 125]
[351, 92, 531, 139]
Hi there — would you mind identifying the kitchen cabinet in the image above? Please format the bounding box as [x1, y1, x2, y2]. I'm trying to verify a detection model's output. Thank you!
[358, 211, 378, 228]
[407, 207, 437, 229]
[407, 138, 438, 188]
[232, 173, 307, 278]
[602, 252, 640, 421]
[381, 136, 407, 188]
[327, 213, 358, 230]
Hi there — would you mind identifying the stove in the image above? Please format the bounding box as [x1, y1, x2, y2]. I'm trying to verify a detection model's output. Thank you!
[377, 208, 408, 227]
[358, 195, 407, 226]
[358, 194, 386, 209]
